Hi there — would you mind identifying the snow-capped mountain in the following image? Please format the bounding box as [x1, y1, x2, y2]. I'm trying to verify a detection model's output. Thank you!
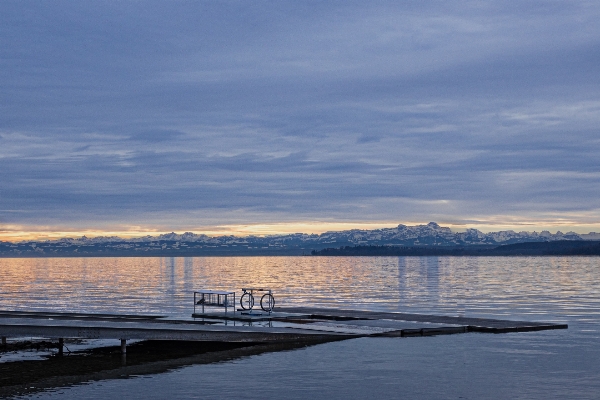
[300, 222, 589, 247]
[23, 222, 595, 246]
[3, 222, 597, 257]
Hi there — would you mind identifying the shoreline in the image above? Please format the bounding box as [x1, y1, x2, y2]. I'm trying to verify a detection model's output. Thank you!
[2, 240, 600, 258]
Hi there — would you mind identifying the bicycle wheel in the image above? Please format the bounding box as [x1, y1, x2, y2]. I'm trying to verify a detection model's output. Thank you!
[260, 293, 275, 312]
[240, 292, 254, 310]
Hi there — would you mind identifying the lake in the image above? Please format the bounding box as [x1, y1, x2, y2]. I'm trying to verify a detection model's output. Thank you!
[1, 256, 599, 399]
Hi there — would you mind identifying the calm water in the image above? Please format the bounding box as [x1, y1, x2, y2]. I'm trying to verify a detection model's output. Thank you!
[1, 256, 600, 399]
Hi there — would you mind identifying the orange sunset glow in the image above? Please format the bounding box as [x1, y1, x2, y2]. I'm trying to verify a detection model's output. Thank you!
[2, 218, 600, 242]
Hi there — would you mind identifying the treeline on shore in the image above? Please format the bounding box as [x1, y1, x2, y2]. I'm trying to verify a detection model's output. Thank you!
[311, 241, 600, 256]
[2, 240, 600, 258]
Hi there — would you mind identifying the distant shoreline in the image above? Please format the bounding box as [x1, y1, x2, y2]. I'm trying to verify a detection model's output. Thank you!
[3, 222, 600, 258]
[1, 240, 599, 258]
[311, 241, 600, 257]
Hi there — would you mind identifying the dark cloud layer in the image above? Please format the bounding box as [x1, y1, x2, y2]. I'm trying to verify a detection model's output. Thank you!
[1, 1, 599, 231]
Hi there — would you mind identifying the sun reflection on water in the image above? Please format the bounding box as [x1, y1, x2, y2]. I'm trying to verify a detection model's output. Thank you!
[0, 256, 599, 326]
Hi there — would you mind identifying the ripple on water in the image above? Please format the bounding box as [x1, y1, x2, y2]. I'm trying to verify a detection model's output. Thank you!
[0, 256, 598, 330]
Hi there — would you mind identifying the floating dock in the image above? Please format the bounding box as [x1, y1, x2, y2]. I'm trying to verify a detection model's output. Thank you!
[0, 308, 567, 352]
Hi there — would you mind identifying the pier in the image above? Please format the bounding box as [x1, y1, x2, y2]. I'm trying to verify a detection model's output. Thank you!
[0, 307, 569, 396]
[0, 308, 567, 353]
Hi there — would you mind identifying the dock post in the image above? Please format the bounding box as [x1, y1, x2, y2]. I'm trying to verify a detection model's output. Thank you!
[58, 338, 64, 356]
[1, 336, 6, 347]
[120, 339, 127, 354]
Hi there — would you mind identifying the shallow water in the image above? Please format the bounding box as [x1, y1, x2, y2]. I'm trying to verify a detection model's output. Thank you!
[1, 256, 599, 399]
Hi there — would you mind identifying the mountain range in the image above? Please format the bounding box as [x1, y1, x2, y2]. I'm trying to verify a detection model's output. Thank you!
[2, 222, 600, 257]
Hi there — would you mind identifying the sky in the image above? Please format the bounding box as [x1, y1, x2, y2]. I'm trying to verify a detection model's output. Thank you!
[1, 1, 600, 240]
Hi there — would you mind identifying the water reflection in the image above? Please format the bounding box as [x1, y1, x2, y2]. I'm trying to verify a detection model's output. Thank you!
[2, 256, 600, 400]
[397, 257, 441, 310]
[166, 257, 177, 311]
[0, 257, 599, 327]
[0, 340, 328, 398]
[183, 257, 194, 295]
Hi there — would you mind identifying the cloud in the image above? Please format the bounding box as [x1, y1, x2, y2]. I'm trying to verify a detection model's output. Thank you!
[128, 129, 186, 143]
[0, 1, 599, 233]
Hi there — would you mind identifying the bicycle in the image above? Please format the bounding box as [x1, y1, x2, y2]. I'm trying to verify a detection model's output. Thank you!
[239, 288, 275, 312]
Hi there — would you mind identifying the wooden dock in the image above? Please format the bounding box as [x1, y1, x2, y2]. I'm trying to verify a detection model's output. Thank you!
[0, 308, 569, 398]
[275, 307, 569, 334]
[0, 308, 567, 350]
[0, 311, 345, 346]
